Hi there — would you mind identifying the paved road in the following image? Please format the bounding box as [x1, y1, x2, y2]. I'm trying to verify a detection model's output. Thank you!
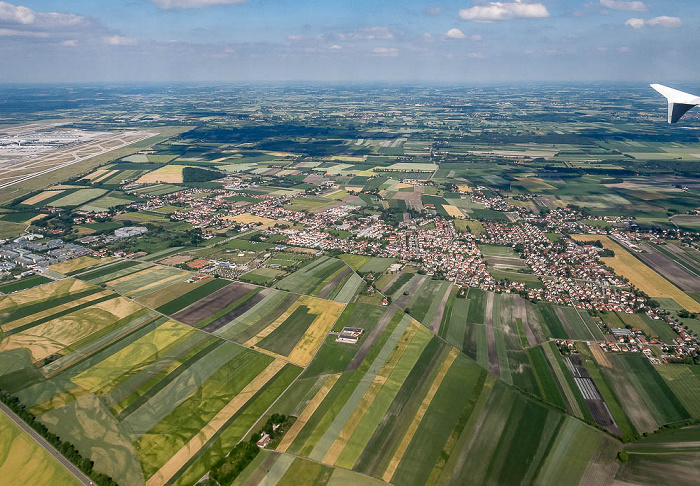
[0, 402, 94, 486]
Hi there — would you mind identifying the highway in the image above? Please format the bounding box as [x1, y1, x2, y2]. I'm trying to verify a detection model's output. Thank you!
[0, 401, 94, 486]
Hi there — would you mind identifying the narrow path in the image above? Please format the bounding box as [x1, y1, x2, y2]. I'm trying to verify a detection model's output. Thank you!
[0, 402, 94, 486]
[484, 292, 499, 376]
[429, 284, 453, 334]
[513, 295, 537, 346]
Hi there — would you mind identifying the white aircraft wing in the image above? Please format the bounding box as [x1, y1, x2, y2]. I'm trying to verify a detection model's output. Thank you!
[650, 84, 700, 124]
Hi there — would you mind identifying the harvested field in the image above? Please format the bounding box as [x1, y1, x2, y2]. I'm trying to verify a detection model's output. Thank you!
[223, 213, 280, 228]
[157, 255, 193, 266]
[638, 242, 700, 292]
[0, 278, 92, 313]
[0, 294, 142, 363]
[172, 281, 257, 325]
[442, 204, 465, 218]
[21, 190, 65, 205]
[0, 411, 81, 486]
[49, 256, 110, 275]
[135, 165, 189, 184]
[573, 235, 700, 312]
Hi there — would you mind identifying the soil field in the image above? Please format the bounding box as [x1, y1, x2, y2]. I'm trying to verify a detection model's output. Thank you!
[201, 289, 270, 333]
[637, 243, 700, 292]
[173, 281, 257, 325]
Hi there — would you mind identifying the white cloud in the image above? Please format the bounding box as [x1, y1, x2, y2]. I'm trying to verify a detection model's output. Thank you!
[153, 0, 245, 10]
[373, 47, 398, 57]
[471, 34, 482, 41]
[0, 2, 34, 24]
[330, 44, 342, 50]
[104, 35, 137, 46]
[647, 16, 682, 28]
[625, 18, 645, 28]
[0, 2, 86, 28]
[600, 0, 647, 11]
[459, 1, 549, 22]
[61, 39, 77, 46]
[446, 28, 466, 39]
[626, 16, 681, 29]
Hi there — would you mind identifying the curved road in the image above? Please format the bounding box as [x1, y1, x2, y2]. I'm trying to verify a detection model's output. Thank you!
[0, 402, 94, 486]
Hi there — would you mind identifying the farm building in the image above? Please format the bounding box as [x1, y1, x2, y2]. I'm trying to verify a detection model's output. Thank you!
[336, 327, 364, 344]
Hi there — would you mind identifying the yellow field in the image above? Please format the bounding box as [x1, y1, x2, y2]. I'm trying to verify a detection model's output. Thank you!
[145, 359, 287, 486]
[456, 184, 472, 193]
[356, 167, 383, 177]
[0, 278, 92, 313]
[1, 290, 112, 333]
[573, 235, 700, 312]
[246, 295, 345, 367]
[135, 165, 190, 184]
[72, 320, 191, 393]
[49, 256, 110, 275]
[124, 271, 188, 297]
[589, 344, 612, 368]
[277, 374, 341, 452]
[395, 183, 414, 190]
[223, 213, 279, 229]
[345, 185, 365, 193]
[82, 169, 110, 181]
[92, 169, 119, 183]
[0, 295, 144, 362]
[383, 347, 459, 482]
[0, 412, 81, 486]
[21, 190, 65, 205]
[442, 204, 465, 219]
[286, 297, 345, 367]
[326, 190, 349, 200]
[104, 266, 158, 287]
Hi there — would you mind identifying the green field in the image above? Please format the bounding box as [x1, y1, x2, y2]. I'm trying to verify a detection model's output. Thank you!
[275, 257, 346, 295]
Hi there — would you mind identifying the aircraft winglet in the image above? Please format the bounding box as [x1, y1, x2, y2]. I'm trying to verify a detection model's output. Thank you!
[650, 84, 700, 124]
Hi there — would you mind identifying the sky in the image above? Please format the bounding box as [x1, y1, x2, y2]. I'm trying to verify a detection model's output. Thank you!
[0, 0, 698, 83]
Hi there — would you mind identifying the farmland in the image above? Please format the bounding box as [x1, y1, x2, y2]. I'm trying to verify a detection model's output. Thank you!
[0, 410, 81, 486]
[2, 83, 700, 486]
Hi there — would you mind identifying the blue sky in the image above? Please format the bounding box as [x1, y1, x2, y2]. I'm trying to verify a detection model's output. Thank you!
[0, 0, 698, 83]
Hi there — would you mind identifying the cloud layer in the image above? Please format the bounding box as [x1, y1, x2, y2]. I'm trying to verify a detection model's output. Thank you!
[459, 1, 549, 22]
[153, 0, 245, 10]
[626, 16, 682, 29]
[600, 0, 647, 12]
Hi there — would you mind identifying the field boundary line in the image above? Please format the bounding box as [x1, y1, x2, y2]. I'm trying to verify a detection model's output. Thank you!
[382, 347, 459, 482]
